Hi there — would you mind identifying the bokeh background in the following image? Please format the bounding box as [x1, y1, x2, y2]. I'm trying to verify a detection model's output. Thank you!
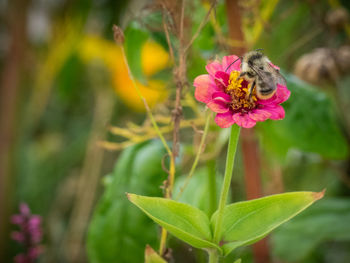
[1, 0, 350, 262]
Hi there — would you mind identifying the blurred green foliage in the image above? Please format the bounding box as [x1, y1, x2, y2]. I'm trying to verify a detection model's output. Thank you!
[258, 75, 348, 159]
[124, 23, 150, 84]
[272, 198, 350, 262]
[87, 141, 167, 262]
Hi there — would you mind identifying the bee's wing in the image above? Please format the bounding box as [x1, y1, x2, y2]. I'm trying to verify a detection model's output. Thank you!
[250, 64, 276, 88]
[264, 63, 287, 86]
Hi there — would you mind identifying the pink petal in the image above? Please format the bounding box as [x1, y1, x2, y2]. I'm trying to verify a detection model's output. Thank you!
[269, 62, 280, 70]
[262, 105, 285, 120]
[258, 84, 290, 105]
[233, 113, 256, 128]
[194, 75, 219, 103]
[215, 112, 235, 128]
[207, 100, 230, 113]
[275, 84, 291, 103]
[19, 203, 30, 216]
[206, 60, 223, 76]
[212, 91, 231, 102]
[209, 92, 231, 112]
[29, 246, 43, 259]
[11, 215, 24, 225]
[14, 254, 26, 263]
[11, 231, 25, 243]
[28, 216, 41, 229]
[222, 55, 241, 73]
[249, 109, 271, 122]
[214, 71, 230, 87]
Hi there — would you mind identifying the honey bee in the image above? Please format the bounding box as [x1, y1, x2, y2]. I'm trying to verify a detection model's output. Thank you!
[227, 50, 286, 100]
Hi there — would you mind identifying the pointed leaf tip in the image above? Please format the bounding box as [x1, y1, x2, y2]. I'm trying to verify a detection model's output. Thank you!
[144, 245, 167, 263]
[145, 245, 153, 256]
[128, 194, 220, 251]
[312, 189, 326, 201]
[211, 191, 325, 256]
[126, 192, 135, 202]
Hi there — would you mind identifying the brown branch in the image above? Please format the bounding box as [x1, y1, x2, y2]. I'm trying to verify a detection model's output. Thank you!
[162, 9, 175, 63]
[0, 0, 30, 261]
[158, 0, 189, 256]
[226, 0, 246, 56]
[171, 0, 186, 159]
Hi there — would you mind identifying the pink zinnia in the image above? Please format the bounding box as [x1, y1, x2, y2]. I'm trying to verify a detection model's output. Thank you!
[194, 55, 290, 128]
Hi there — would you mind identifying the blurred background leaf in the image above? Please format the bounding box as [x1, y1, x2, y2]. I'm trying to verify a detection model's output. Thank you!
[173, 167, 226, 217]
[272, 198, 350, 263]
[258, 74, 349, 159]
[87, 140, 167, 263]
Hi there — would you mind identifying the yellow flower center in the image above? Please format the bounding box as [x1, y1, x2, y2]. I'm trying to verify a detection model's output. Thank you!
[226, 71, 257, 112]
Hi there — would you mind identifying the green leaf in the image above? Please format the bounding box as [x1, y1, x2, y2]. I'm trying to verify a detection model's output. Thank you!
[258, 74, 348, 159]
[144, 245, 167, 263]
[128, 194, 221, 252]
[272, 197, 350, 262]
[87, 141, 168, 263]
[124, 22, 149, 84]
[211, 191, 324, 256]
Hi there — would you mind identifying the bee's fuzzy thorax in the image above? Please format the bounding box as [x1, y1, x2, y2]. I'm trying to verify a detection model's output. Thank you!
[238, 51, 284, 100]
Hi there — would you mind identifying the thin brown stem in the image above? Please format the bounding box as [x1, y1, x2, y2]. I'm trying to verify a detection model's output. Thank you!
[162, 9, 175, 63]
[116, 35, 172, 156]
[179, 0, 185, 43]
[159, 0, 188, 256]
[171, 0, 186, 159]
[176, 112, 211, 200]
[184, 0, 218, 53]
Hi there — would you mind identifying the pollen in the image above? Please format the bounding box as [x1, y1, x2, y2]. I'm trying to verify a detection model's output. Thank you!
[227, 71, 243, 91]
[225, 71, 257, 112]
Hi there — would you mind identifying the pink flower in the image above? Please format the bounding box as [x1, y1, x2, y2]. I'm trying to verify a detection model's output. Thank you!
[194, 55, 290, 128]
[11, 231, 25, 243]
[11, 215, 25, 225]
[14, 254, 26, 263]
[11, 203, 43, 262]
[19, 203, 30, 216]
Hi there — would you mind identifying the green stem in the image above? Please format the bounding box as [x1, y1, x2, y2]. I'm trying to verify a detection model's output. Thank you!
[207, 159, 216, 217]
[176, 112, 211, 200]
[208, 249, 219, 263]
[213, 125, 241, 244]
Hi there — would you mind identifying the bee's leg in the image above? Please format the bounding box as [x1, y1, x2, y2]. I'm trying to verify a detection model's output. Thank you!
[246, 81, 255, 101]
[238, 72, 246, 79]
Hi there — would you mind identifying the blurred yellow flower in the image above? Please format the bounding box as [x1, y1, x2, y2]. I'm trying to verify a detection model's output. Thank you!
[79, 35, 169, 111]
[141, 41, 169, 77]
